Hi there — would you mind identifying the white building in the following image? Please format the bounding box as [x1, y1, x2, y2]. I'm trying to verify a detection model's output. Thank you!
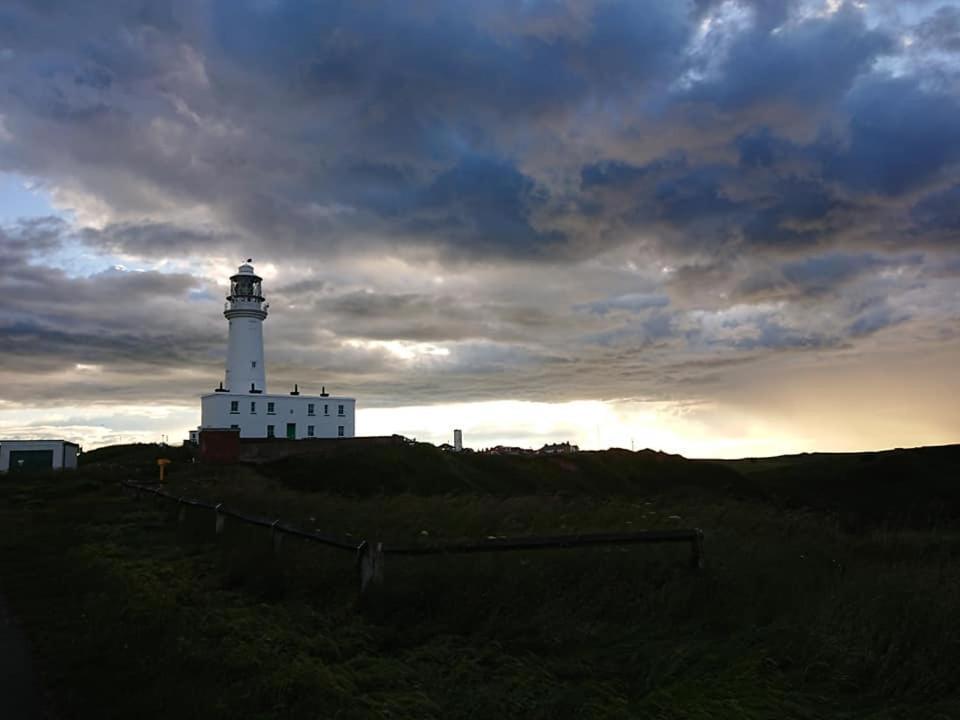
[0, 440, 79, 473]
[199, 261, 356, 439]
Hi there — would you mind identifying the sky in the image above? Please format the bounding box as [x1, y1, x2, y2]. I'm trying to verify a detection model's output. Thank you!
[0, 0, 958, 457]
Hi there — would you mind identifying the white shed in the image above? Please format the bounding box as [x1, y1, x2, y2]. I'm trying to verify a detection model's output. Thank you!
[0, 440, 80, 473]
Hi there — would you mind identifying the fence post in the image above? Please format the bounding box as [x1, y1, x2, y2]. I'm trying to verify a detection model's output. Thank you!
[215, 504, 225, 535]
[690, 529, 705, 569]
[357, 541, 384, 594]
[271, 520, 283, 554]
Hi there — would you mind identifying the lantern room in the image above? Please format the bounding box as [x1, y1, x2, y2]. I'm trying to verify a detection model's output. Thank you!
[228, 262, 264, 303]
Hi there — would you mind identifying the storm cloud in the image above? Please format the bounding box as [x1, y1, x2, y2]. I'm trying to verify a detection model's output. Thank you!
[0, 0, 958, 451]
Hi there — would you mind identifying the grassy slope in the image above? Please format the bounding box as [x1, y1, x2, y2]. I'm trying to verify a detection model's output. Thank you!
[717, 444, 960, 528]
[0, 444, 958, 718]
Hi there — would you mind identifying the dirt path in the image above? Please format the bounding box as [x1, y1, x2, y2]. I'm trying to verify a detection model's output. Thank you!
[0, 590, 46, 720]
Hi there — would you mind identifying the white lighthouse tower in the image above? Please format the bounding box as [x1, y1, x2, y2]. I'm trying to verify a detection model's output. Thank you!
[199, 260, 356, 440]
[224, 261, 268, 393]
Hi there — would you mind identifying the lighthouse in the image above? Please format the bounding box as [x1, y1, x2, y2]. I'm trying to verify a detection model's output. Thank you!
[199, 261, 356, 440]
[224, 261, 268, 393]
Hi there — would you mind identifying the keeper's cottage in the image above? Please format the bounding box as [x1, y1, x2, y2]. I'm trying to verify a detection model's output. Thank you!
[198, 261, 356, 439]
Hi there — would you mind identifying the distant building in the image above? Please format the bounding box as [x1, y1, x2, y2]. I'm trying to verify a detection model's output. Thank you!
[198, 261, 356, 440]
[0, 440, 79, 473]
[539, 442, 579, 454]
[486, 445, 534, 455]
[454, 429, 463, 452]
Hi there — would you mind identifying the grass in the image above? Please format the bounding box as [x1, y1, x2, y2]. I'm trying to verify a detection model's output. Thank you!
[1, 443, 959, 718]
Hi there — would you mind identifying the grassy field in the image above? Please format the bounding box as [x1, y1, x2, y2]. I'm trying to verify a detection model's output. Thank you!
[1, 442, 958, 718]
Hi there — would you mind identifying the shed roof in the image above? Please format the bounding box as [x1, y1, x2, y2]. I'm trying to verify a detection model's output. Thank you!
[0, 439, 80, 447]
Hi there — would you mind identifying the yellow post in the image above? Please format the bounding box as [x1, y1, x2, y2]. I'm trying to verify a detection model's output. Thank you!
[157, 458, 171, 484]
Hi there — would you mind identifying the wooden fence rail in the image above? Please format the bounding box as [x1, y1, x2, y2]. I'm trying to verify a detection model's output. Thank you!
[120, 480, 705, 595]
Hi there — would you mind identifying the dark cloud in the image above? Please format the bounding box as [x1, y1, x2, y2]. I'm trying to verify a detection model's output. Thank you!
[79, 222, 237, 256]
[848, 301, 911, 338]
[580, 151, 688, 195]
[913, 5, 960, 53]
[781, 253, 883, 293]
[683, 5, 893, 110]
[731, 318, 840, 351]
[741, 176, 839, 247]
[823, 77, 960, 196]
[911, 185, 960, 243]
[736, 126, 796, 169]
[575, 293, 671, 316]
[0, 215, 66, 256]
[579, 153, 746, 253]
[212, 0, 690, 116]
[408, 155, 564, 257]
[314, 289, 557, 343]
[0, 224, 221, 385]
[581, 152, 844, 255]
[0, 0, 948, 263]
[0, 0, 956, 433]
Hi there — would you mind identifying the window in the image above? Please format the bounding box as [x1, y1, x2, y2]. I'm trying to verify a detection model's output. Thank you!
[267, 425, 275, 438]
[337, 425, 344, 437]
[230, 400, 239, 413]
[251, 360, 257, 368]
[250, 401, 256, 414]
[338, 404, 344, 416]
[230, 424, 239, 430]
[324, 404, 329, 415]
[267, 402, 275, 414]
[307, 403, 315, 416]
[307, 425, 315, 437]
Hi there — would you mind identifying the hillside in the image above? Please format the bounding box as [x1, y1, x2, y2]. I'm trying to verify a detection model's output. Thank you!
[256, 443, 761, 498]
[717, 444, 960, 527]
[1, 441, 955, 718]
[81, 440, 960, 525]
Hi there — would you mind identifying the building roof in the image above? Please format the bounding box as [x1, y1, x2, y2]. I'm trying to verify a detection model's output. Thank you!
[200, 392, 355, 401]
[0, 439, 80, 447]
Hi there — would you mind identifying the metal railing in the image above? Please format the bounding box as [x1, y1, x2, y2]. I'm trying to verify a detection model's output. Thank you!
[121, 481, 705, 594]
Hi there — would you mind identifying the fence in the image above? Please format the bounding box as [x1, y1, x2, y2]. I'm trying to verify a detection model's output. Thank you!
[121, 480, 705, 594]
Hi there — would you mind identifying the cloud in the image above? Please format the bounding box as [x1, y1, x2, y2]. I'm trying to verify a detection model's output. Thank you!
[823, 76, 960, 196]
[741, 176, 840, 247]
[735, 126, 795, 168]
[911, 184, 960, 244]
[0, 0, 957, 452]
[847, 300, 910, 338]
[912, 5, 960, 54]
[0, 215, 66, 256]
[315, 289, 558, 343]
[79, 222, 238, 256]
[778, 252, 914, 296]
[407, 155, 565, 257]
[575, 293, 671, 315]
[731, 318, 840, 350]
[682, 4, 893, 111]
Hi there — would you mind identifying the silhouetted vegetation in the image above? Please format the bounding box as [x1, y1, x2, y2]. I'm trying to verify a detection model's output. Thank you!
[1, 443, 958, 718]
[719, 445, 960, 529]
